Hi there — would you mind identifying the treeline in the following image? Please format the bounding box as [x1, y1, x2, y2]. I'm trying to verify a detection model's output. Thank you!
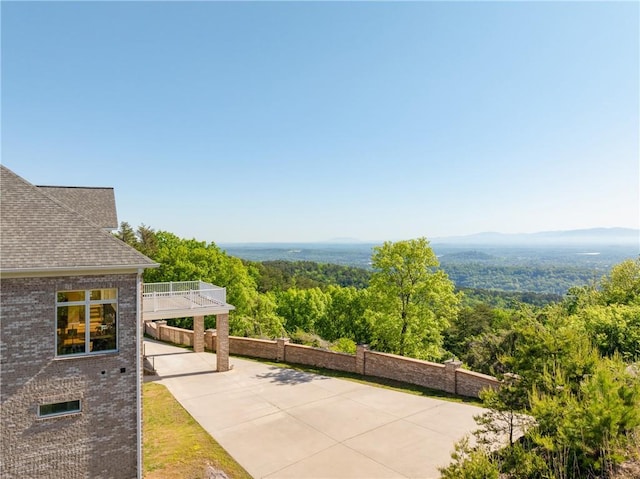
[441, 263, 598, 295]
[459, 288, 561, 309]
[117, 223, 640, 478]
[246, 259, 562, 308]
[248, 260, 370, 291]
[247, 258, 604, 297]
[117, 225, 459, 359]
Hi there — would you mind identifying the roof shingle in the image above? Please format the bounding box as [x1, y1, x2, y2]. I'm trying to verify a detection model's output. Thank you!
[36, 186, 118, 230]
[0, 166, 157, 272]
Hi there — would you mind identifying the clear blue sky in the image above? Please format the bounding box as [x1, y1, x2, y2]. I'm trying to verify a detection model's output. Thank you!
[2, 1, 638, 243]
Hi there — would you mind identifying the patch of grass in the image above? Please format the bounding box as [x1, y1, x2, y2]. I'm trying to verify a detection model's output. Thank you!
[143, 382, 252, 479]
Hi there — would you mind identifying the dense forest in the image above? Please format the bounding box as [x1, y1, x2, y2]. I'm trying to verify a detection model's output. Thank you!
[118, 223, 639, 478]
[441, 263, 596, 295]
[247, 259, 562, 308]
[250, 260, 371, 291]
[223, 242, 635, 295]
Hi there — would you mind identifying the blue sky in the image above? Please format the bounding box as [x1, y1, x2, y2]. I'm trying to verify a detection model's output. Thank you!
[2, 1, 638, 243]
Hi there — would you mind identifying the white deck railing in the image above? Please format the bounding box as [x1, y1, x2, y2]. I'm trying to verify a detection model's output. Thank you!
[142, 281, 227, 313]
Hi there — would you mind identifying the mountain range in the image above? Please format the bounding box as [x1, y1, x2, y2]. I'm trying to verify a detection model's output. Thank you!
[430, 227, 639, 246]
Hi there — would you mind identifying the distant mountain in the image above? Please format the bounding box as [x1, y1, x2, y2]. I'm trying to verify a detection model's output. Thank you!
[439, 250, 497, 261]
[431, 228, 639, 246]
[325, 237, 367, 244]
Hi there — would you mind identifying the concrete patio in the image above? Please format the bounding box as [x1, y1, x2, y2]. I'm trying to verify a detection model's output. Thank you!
[144, 339, 486, 479]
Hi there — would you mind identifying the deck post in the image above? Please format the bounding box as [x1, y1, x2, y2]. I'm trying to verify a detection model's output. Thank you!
[216, 313, 230, 372]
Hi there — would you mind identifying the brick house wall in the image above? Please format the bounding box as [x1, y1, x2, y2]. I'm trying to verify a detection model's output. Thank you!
[0, 274, 140, 479]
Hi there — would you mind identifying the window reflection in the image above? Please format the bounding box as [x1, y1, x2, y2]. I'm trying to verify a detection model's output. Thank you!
[56, 289, 117, 356]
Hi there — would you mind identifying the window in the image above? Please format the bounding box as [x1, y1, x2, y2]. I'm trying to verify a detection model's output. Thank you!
[38, 400, 81, 417]
[56, 288, 117, 356]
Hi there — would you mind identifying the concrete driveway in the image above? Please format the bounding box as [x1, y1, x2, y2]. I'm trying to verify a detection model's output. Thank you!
[144, 340, 485, 479]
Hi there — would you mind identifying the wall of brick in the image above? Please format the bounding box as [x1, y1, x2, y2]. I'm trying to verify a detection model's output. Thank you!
[205, 329, 216, 351]
[144, 320, 158, 339]
[364, 350, 447, 391]
[193, 316, 204, 353]
[154, 324, 499, 399]
[284, 343, 357, 373]
[456, 369, 500, 397]
[229, 337, 278, 360]
[159, 324, 194, 346]
[0, 274, 140, 479]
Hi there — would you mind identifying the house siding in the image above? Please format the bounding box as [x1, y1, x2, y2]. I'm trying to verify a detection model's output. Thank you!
[0, 274, 139, 479]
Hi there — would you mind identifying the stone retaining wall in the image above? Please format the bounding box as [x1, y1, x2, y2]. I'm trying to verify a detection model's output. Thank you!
[149, 323, 499, 398]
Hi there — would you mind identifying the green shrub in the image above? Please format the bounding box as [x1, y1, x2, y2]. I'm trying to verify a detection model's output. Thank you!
[330, 337, 357, 354]
[439, 437, 500, 479]
[289, 329, 329, 349]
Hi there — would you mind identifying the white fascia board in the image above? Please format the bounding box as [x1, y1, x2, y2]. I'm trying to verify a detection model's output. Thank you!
[142, 306, 235, 322]
[0, 263, 160, 278]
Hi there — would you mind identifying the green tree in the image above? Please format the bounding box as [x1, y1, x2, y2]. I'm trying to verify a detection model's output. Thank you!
[276, 287, 330, 334]
[599, 258, 640, 306]
[366, 238, 460, 360]
[576, 304, 640, 360]
[315, 285, 371, 344]
[475, 373, 534, 449]
[504, 306, 597, 397]
[530, 355, 640, 477]
[230, 291, 285, 338]
[115, 221, 138, 247]
[444, 303, 499, 360]
[439, 436, 500, 479]
[137, 223, 158, 258]
[140, 230, 260, 319]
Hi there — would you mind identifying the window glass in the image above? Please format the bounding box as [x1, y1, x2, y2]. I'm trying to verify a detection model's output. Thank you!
[57, 305, 86, 355]
[57, 291, 85, 302]
[39, 400, 81, 417]
[90, 289, 117, 301]
[90, 303, 117, 352]
[56, 288, 117, 356]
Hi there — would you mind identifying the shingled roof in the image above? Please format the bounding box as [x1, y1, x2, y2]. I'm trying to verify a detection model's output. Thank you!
[0, 165, 158, 273]
[37, 186, 118, 230]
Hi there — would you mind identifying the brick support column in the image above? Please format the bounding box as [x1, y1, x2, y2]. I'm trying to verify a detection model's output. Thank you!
[444, 359, 463, 395]
[276, 338, 289, 362]
[356, 344, 368, 376]
[193, 316, 205, 352]
[216, 313, 230, 372]
[156, 320, 167, 342]
[205, 329, 216, 351]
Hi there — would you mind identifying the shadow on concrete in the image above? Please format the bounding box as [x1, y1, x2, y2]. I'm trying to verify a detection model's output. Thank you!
[145, 351, 194, 358]
[255, 367, 330, 385]
[148, 370, 218, 381]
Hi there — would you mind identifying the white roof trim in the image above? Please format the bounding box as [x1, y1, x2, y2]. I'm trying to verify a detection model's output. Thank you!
[1, 263, 159, 278]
